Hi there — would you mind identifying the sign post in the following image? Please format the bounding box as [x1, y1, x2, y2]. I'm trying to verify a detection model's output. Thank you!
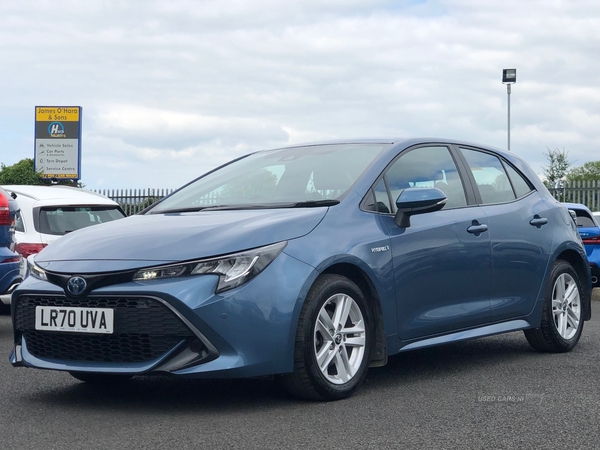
[34, 106, 82, 181]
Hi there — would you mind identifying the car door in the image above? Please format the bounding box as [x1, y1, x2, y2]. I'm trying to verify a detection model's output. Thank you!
[457, 146, 554, 321]
[373, 145, 492, 340]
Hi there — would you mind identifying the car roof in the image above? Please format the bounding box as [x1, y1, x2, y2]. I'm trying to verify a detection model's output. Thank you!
[268, 136, 535, 178]
[1, 185, 118, 206]
[272, 136, 509, 151]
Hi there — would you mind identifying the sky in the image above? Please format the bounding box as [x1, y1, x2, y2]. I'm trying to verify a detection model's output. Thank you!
[1, 0, 599, 190]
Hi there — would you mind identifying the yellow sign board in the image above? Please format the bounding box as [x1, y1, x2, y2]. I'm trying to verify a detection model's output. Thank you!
[36, 107, 80, 122]
[35, 105, 82, 179]
[41, 173, 79, 178]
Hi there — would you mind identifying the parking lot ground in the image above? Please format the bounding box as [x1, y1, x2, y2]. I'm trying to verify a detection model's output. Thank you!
[0, 294, 599, 450]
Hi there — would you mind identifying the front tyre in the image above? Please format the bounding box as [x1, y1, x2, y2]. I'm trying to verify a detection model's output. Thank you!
[524, 260, 584, 352]
[282, 274, 373, 401]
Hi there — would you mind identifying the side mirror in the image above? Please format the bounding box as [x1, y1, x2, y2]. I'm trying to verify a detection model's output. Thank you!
[394, 188, 447, 227]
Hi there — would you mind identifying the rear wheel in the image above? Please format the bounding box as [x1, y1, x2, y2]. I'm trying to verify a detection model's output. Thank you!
[281, 274, 372, 401]
[524, 260, 584, 352]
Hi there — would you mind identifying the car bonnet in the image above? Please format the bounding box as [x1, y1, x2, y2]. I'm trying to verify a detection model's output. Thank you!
[33, 207, 328, 273]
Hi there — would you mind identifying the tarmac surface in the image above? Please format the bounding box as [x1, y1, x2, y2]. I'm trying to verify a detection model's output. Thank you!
[1, 292, 598, 449]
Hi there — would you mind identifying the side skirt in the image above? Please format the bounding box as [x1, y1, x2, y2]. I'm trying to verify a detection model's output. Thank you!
[397, 320, 532, 353]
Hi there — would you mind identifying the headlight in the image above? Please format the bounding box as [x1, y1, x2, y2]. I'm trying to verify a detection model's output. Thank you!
[133, 241, 287, 293]
[28, 256, 48, 281]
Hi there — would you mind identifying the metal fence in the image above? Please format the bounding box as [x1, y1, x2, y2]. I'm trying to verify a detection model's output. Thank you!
[90, 180, 600, 216]
[89, 188, 174, 216]
[547, 180, 600, 211]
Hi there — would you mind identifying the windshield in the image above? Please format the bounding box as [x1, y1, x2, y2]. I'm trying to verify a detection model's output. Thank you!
[150, 143, 388, 213]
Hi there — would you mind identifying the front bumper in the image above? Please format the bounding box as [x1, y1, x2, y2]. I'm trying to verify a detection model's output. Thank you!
[11, 293, 218, 372]
[10, 252, 315, 378]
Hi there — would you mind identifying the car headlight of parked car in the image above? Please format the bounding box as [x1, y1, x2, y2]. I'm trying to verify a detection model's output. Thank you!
[28, 256, 47, 281]
[133, 241, 287, 293]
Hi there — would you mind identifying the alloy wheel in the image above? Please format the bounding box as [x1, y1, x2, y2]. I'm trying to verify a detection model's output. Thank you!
[313, 293, 366, 385]
[551, 273, 581, 340]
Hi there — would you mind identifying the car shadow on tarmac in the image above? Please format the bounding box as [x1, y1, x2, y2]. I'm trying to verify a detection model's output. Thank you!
[15, 330, 546, 412]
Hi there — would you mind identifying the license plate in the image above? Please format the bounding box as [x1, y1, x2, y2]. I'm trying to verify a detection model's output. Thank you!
[35, 306, 114, 334]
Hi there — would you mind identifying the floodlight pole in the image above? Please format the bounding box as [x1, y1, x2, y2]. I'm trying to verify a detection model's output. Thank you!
[507, 83, 511, 151]
[502, 68, 516, 151]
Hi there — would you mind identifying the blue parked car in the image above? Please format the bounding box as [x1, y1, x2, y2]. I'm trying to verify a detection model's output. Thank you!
[0, 187, 21, 312]
[11, 138, 592, 400]
[563, 203, 600, 288]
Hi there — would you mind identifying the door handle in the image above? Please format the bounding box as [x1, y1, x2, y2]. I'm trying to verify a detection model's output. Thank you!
[529, 216, 548, 228]
[467, 224, 488, 235]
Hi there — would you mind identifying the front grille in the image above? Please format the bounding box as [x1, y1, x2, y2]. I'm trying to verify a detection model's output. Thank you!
[15, 295, 195, 363]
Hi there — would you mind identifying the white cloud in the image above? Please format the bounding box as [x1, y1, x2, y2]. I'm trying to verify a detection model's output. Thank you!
[1, 0, 600, 188]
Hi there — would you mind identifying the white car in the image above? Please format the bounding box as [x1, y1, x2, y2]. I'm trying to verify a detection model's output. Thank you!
[0, 185, 126, 289]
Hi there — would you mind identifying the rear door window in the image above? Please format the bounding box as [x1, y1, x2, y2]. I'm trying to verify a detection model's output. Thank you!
[460, 148, 517, 204]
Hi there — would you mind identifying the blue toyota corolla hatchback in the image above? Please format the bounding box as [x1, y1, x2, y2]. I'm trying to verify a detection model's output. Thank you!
[11, 138, 591, 400]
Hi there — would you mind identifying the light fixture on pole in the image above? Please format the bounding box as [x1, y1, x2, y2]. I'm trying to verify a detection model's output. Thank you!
[502, 68, 516, 151]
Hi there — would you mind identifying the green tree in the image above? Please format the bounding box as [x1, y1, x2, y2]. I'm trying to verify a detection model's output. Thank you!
[0, 158, 82, 186]
[0, 158, 48, 185]
[566, 161, 600, 182]
[542, 148, 571, 188]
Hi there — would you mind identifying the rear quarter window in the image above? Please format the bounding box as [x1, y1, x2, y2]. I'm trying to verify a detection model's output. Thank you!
[14, 211, 25, 232]
[504, 163, 534, 198]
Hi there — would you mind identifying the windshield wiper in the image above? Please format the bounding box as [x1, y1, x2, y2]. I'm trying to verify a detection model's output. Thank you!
[153, 200, 340, 214]
[202, 200, 340, 210]
[289, 200, 340, 208]
[148, 206, 212, 214]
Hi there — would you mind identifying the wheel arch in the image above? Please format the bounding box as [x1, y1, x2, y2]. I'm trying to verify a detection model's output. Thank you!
[321, 263, 387, 367]
[556, 249, 592, 321]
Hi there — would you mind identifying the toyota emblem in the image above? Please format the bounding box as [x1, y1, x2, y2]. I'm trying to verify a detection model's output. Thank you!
[66, 276, 87, 296]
